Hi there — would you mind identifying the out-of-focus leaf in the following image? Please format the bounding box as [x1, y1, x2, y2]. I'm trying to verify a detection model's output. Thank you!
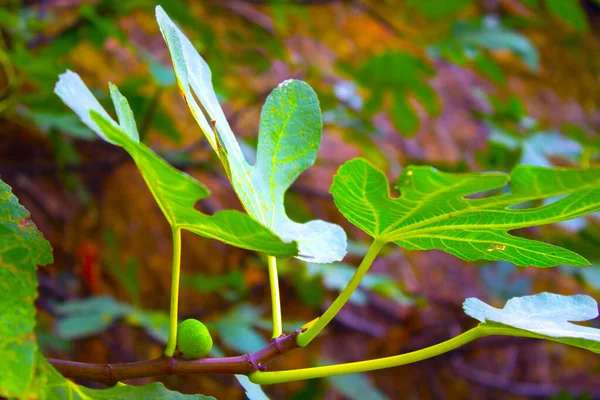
[55, 296, 281, 351]
[478, 142, 522, 172]
[79, 4, 126, 43]
[390, 99, 418, 136]
[49, 132, 92, 204]
[324, 363, 387, 400]
[522, 0, 538, 7]
[347, 52, 437, 137]
[580, 265, 600, 290]
[545, 0, 589, 32]
[36, 357, 214, 399]
[457, 19, 539, 69]
[126, 309, 170, 344]
[464, 292, 600, 353]
[554, 221, 600, 288]
[562, 123, 592, 146]
[24, 111, 96, 140]
[156, 7, 347, 263]
[432, 18, 539, 71]
[473, 53, 505, 84]
[211, 305, 268, 354]
[0, 180, 53, 398]
[55, 296, 127, 340]
[306, 263, 412, 305]
[146, 55, 177, 87]
[346, 240, 371, 257]
[562, 264, 600, 291]
[54, 70, 297, 257]
[149, 108, 182, 142]
[521, 131, 582, 167]
[55, 296, 169, 343]
[488, 95, 528, 123]
[293, 274, 326, 310]
[331, 158, 600, 267]
[406, 0, 471, 18]
[0, 9, 21, 29]
[183, 270, 246, 296]
[561, 123, 600, 158]
[271, 1, 309, 33]
[333, 81, 363, 110]
[236, 375, 270, 400]
[480, 261, 532, 300]
[103, 230, 140, 303]
[485, 122, 583, 172]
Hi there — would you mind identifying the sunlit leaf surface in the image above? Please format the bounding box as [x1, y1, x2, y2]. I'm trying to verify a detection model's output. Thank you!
[464, 292, 600, 353]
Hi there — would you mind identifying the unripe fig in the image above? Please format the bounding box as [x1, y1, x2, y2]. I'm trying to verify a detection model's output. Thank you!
[177, 319, 213, 359]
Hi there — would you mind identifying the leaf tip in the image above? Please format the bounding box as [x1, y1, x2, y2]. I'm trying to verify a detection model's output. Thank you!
[155, 5, 166, 20]
[462, 297, 488, 323]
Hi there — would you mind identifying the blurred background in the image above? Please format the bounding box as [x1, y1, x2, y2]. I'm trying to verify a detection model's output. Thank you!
[1, 0, 600, 398]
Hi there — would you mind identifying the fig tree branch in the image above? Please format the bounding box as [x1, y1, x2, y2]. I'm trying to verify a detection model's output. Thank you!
[47, 329, 302, 386]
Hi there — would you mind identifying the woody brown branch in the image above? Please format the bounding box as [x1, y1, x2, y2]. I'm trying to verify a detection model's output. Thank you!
[48, 329, 302, 386]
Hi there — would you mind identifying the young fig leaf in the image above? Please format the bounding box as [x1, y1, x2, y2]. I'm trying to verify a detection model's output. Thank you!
[464, 292, 600, 353]
[156, 6, 347, 263]
[54, 71, 296, 258]
[331, 158, 600, 267]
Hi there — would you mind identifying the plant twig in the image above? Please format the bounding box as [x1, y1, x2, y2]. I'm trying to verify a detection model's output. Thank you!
[48, 330, 303, 386]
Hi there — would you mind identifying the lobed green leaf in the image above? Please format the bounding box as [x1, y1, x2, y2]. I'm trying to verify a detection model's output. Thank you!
[156, 6, 347, 263]
[54, 70, 297, 258]
[331, 158, 600, 267]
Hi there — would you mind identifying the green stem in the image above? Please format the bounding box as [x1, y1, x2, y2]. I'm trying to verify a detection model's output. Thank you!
[296, 239, 385, 347]
[251, 327, 485, 385]
[268, 256, 283, 338]
[164, 227, 182, 357]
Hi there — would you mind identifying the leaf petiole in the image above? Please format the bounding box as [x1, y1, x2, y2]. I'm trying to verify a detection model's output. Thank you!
[164, 227, 182, 357]
[251, 327, 485, 384]
[296, 239, 386, 347]
[268, 256, 283, 338]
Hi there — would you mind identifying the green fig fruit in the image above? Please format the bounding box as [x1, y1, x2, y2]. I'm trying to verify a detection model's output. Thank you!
[177, 319, 213, 359]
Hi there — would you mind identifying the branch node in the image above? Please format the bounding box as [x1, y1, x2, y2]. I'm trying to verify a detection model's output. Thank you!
[272, 334, 286, 355]
[166, 356, 175, 375]
[105, 364, 116, 386]
[245, 353, 261, 371]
